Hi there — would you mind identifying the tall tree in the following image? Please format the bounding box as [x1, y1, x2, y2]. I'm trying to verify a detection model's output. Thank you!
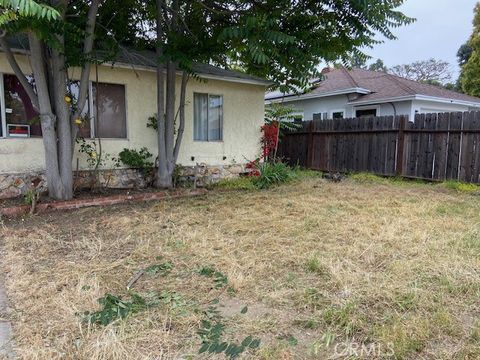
[149, 0, 413, 187]
[0, 0, 101, 199]
[368, 59, 387, 72]
[389, 58, 452, 84]
[461, 3, 480, 97]
[458, 43, 473, 66]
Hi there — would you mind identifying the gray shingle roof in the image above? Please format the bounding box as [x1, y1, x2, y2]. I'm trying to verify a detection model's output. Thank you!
[3, 36, 270, 86]
[266, 67, 480, 104]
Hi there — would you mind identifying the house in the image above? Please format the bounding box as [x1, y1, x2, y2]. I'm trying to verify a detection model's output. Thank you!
[265, 67, 480, 121]
[0, 43, 269, 199]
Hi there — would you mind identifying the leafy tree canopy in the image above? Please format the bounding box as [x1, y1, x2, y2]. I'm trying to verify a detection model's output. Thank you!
[102, 0, 414, 93]
[461, 3, 480, 96]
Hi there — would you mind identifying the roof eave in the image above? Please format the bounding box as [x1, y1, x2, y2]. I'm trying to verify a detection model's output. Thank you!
[348, 94, 480, 107]
[414, 94, 480, 108]
[101, 61, 272, 86]
[1, 48, 272, 87]
[265, 87, 371, 103]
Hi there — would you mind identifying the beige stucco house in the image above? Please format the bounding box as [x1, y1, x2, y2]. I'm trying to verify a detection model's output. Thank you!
[0, 46, 269, 198]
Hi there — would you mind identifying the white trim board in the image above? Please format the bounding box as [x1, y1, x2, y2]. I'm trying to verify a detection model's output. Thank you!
[349, 95, 480, 108]
[265, 87, 371, 104]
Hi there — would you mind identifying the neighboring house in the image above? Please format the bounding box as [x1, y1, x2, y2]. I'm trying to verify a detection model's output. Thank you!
[265, 67, 480, 121]
[0, 42, 269, 198]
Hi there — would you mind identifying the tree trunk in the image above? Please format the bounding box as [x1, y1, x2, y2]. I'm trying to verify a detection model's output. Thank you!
[29, 34, 68, 200]
[52, 40, 74, 199]
[155, 0, 171, 188]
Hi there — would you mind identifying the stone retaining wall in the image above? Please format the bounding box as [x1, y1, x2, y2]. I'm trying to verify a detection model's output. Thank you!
[0, 164, 248, 199]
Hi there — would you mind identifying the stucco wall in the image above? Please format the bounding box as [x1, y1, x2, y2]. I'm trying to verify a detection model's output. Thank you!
[0, 53, 265, 174]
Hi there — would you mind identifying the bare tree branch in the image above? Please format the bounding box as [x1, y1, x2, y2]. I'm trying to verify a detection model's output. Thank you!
[0, 35, 39, 110]
[72, 0, 101, 122]
[389, 59, 452, 84]
[173, 71, 188, 163]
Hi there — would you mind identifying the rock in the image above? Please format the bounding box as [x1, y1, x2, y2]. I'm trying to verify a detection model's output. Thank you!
[0, 186, 21, 199]
[12, 177, 25, 188]
[226, 165, 243, 175]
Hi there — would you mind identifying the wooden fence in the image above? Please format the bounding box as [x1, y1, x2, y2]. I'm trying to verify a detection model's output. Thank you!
[278, 111, 480, 183]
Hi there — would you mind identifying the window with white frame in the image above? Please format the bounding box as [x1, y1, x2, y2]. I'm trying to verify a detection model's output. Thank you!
[0, 74, 127, 139]
[331, 110, 344, 119]
[2, 74, 40, 137]
[194, 93, 223, 141]
[70, 81, 127, 139]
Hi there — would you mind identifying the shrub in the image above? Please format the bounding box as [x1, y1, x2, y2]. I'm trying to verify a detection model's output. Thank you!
[117, 148, 154, 174]
[251, 162, 294, 189]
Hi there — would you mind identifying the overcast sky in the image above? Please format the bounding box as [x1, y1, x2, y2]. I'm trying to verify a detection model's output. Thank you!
[368, 0, 478, 80]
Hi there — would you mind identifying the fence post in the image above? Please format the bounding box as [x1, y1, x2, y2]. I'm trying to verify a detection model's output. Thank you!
[306, 121, 314, 168]
[396, 115, 407, 176]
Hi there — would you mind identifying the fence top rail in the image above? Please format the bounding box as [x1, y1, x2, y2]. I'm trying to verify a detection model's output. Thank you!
[287, 129, 480, 135]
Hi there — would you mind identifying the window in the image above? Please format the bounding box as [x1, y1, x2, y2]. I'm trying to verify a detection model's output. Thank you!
[68, 81, 90, 138]
[194, 93, 223, 141]
[0, 75, 127, 139]
[92, 83, 127, 138]
[332, 110, 344, 119]
[355, 108, 378, 117]
[2, 74, 40, 137]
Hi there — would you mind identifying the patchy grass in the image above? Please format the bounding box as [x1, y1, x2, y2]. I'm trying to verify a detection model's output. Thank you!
[1, 176, 480, 359]
[215, 176, 257, 190]
[443, 180, 480, 193]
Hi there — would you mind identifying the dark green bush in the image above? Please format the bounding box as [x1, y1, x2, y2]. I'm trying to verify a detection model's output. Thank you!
[117, 148, 154, 173]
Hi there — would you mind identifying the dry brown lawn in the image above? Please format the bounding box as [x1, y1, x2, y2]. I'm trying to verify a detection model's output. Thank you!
[1, 175, 480, 359]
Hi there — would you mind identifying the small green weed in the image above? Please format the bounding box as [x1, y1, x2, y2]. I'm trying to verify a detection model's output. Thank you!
[394, 292, 417, 312]
[306, 256, 331, 278]
[145, 262, 173, 275]
[199, 266, 229, 289]
[198, 300, 261, 358]
[277, 334, 298, 346]
[293, 317, 320, 329]
[84, 293, 149, 326]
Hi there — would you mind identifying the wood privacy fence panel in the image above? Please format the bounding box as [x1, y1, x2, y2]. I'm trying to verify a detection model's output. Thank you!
[278, 111, 480, 183]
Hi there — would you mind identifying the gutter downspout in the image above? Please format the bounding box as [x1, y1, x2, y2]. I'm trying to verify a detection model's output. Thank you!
[388, 102, 397, 116]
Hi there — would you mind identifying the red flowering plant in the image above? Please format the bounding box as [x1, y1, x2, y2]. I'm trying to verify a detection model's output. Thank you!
[246, 104, 301, 177]
[261, 121, 279, 162]
[245, 158, 261, 177]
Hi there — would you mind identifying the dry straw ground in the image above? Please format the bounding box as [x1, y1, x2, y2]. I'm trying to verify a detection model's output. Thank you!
[1, 174, 480, 359]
